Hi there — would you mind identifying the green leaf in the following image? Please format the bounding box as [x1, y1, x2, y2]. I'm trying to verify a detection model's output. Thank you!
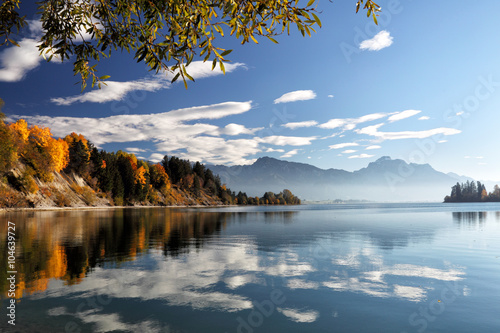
[171, 72, 180, 83]
[219, 60, 225, 74]
[99, 75, 111, 80]
[7, 38, 19, 47]
[221, 49, 233, 57]
[311, 13, 322, 28]
[267, 37, 279, 44]
[307, 0, 315, 7]
[137, 50, 147, 62]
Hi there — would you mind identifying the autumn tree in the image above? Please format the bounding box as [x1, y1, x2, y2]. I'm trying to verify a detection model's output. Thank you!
[149, 164, 170, 192]
[0, 110, 17, 174]
[10, 121, 69, 181]
[0, 1, 379, 89]
[64, 132, 91, 175]
[9, 118, 29, 150]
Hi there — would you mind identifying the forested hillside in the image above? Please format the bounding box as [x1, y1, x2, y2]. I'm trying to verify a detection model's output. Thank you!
[0, 113, 299, 208]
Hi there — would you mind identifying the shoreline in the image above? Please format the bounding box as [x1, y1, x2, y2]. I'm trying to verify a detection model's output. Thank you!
[0, 204, 238, 213]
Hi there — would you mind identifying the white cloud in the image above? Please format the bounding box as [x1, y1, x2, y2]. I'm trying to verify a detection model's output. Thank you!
[341, 149, 357, 154]
[319, 119, 346, 130]
[319, 112, 387, 130]
[282, 120, 318, 129]
[266, 148, 285, 153]
[365, 145, 381, 150]
[388, 110, 421, 122]
[274, 90, 316, 104]
[51, 61, 245, 105]
[438, 140, 447, 143]
[281, 149, 300, 158]
[418, 116, 430, 120]
[348, 154, 374, 159]
[359, 30, 393, 51]
[258, 135, 316, 146]
[148, 153, 165, 163]
[213, 123, 263, 136]
[28, 20, 43, 37]
[156, 137, 261, 166]
[356, 123, 461, 140]
[277, 308, 319, 323]
[0, 20, 54, 82]
[0, 38, 41, 82]
[51, 78, 165, 105]
[329, 142, 359, 149]
[328, 95, 334, 98]
[126, 147, 148, 153]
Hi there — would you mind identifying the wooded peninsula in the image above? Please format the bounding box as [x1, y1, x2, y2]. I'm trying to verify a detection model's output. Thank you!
[0, 114, 300, 209]
[444, 181, 500, 203]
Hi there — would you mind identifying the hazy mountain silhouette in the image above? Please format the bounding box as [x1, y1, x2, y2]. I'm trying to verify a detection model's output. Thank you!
[208, 156, 468, 202]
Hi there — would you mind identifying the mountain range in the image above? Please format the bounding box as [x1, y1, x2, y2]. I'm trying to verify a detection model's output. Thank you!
[208, 156, 473, 202]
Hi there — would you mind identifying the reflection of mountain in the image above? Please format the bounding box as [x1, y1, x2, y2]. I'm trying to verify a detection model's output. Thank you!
[208, 156, 465, 202]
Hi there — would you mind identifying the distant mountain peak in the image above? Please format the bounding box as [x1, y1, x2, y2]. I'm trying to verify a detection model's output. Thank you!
[253, 156, 280, 166]
[376, 156, 392, 162]
[207, 155, 472, 202]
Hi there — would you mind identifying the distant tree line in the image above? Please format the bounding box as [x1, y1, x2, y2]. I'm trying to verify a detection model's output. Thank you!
[444, 181, 500, 202]
[0, 112, 300, 207]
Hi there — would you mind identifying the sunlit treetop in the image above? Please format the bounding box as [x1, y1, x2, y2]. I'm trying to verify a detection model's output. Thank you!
[0, 0, 380, 90]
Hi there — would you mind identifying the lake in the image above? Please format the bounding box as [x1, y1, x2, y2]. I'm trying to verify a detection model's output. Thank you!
[1, 203, 500, 332]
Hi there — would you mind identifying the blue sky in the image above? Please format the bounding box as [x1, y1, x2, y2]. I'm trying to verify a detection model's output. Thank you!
[2, 1, 500, 181]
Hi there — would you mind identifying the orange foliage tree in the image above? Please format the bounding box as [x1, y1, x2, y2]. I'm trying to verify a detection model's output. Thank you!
[10, 121, 70, 181]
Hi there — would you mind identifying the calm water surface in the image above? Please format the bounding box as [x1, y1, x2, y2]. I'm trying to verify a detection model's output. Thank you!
[1, 203, 500, 332]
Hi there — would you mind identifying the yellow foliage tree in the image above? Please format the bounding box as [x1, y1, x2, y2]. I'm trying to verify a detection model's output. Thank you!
[17, 123, 71, 181]
[48, 138, 70, 172]
[9, 119, 29, 143]
[135, 166, 147, 185]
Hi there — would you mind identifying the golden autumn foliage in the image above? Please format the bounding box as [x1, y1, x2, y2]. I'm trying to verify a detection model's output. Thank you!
[48, 138, 70, 172]
[135, 166, 147, 185]
[22, 125, 70, 180]
[1, 119, 71, 182]
[64, 132, 89, 151]
[9, 119, 29, 143]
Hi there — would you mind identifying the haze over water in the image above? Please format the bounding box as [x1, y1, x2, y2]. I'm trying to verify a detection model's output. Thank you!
[1, 203, 500, 332]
